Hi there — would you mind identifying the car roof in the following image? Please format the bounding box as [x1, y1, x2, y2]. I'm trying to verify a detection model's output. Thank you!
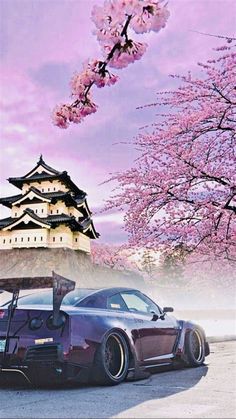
[84, 287, 137, 297]
[1, 287, 140, 309]
[24, 287, 137, 296]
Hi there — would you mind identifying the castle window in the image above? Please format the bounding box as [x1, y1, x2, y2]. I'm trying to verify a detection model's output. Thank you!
[15, 213, 17, 217]
[42, 188, 44, 192]
[53, 187, 56, 191]
[41, 237, 43, 241]
[60, 237, 62, 242]
[75, 238, 78, 242]
[3, 239, 5, 244]
[28, 237, 30, 242]
[53, 237, 55, 242]
[48, 188, 50, 192]
[41, 209, 44, 213]
[35, 209, 38, 214]
[9, 239, 11, 243]
[50, 210, 53, 214]
[57, 210, 59, 214]
[15, 238, 17, 242]
[21, 237, 23, 242]
[34, 237, 36, 242]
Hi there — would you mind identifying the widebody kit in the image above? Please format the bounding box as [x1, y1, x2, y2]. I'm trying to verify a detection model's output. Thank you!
[0, 273, 209, 386]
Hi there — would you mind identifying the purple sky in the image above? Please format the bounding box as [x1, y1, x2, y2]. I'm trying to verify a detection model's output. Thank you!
[0, 0, 235, 243]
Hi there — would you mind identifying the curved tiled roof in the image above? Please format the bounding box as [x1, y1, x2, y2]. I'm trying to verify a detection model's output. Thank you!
[23, 155, 60, 177]
[0, 187, 86, 208]
[8, 171, 86, 197]
[0, 209, 99, 238]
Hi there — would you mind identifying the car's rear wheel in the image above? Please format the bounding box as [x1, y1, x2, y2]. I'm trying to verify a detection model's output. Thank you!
[92, 331, 129, 385]
[185, 329, 205, 367]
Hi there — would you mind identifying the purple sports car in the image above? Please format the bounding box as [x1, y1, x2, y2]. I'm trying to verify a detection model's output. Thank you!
[0, 272, 209, 386]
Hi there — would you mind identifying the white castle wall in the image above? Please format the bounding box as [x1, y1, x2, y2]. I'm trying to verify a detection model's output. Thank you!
[22, 180, 69, 194]
[0, 227, 90, 252]
[12, 202, 49, 218]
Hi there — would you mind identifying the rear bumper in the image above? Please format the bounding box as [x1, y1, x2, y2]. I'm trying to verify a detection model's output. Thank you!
[0, 366, 31, 384]
[0, 361, 90, 385]
[0, 342, 91, 385]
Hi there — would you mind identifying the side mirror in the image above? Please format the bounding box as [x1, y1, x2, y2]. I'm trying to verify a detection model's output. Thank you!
[163, 307, 174, 313]
[151, 311, 159, 321]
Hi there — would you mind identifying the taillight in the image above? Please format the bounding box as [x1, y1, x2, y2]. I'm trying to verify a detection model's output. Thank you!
[29, 318, 43, 330]
[46, 312, 66, 330]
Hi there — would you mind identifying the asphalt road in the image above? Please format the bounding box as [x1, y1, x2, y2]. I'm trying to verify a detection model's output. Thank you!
[0, 341, 235, 419]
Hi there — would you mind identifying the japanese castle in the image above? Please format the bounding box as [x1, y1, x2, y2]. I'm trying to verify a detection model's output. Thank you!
[0, 156, 99, 252]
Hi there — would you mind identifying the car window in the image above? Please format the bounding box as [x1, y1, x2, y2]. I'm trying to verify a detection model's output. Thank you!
[121, 291, 160, 315]
[15, 289, 95, 307]
[78, 294, 106, 309]
[107, 293, 128, 311]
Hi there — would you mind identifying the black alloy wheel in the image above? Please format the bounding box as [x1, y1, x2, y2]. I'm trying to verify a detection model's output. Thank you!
[92, 331, 129, 385]
[185, 329, 205, 367]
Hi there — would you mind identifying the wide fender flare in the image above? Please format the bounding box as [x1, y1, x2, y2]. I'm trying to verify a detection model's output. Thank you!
[176, 320, 208, 360]
[99, 326, 139, 366]
[98, 326, 150, 380]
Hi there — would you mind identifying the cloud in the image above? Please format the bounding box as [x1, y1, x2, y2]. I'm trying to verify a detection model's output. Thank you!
[30, 62, 72, 95]
[94, 220, 127, 244]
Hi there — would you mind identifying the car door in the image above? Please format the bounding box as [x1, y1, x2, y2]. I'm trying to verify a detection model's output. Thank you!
[120, 291, 179, 365]
[120, 291, 161, 362]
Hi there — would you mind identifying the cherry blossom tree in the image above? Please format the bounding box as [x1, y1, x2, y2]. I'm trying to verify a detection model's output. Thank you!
[107, 44, 236, 264]
[91, 242, 140, 271]
[52, 0, 169, 128]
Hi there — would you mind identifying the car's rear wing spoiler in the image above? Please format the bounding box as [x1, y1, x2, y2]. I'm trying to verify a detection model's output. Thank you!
[0, 271, 75, 326]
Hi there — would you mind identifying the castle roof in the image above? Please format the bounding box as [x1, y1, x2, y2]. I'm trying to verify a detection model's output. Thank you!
[24, 155, 60, 177]
[0, 187, 91, 216]
[7, 155, 86, 196]
[0, 209, 99, 239]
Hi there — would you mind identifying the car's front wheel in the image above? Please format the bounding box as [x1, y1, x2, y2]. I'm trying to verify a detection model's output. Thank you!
[185, 329, 205, 367]
[92, 331, 129, 385]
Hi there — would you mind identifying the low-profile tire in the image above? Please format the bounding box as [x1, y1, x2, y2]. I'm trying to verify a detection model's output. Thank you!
[185, 329, 205, 367]
[92, 331, 129, 385]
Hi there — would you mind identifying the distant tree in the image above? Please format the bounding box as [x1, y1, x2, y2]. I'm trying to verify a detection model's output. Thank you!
[52, 0, 169, 128]
[158, 244, 188, 285]
[107, 43, 236, 265]
[139, 249, 157, 280]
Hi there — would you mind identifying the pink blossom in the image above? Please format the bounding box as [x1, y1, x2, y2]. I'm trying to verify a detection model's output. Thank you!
[80, 102, 98, 117]
[150, 7, 170, 32]
[53, 0, 169, 128]
[107, 41, 147, 68]
[52, 104, 70, 129]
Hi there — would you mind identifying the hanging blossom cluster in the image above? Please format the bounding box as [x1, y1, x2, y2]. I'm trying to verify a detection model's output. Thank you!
[106, 44, 236, 264]
[52, 0, 170, 128]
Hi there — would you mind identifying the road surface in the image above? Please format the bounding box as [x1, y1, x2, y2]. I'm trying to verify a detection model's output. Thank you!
[0, 341, 235, 419]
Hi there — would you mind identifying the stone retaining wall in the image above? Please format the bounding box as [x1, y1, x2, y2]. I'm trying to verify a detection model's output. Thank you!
[0, 248, 144, 289]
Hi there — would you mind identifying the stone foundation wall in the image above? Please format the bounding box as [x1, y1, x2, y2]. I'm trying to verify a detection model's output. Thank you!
[0, 248, 144, 289]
